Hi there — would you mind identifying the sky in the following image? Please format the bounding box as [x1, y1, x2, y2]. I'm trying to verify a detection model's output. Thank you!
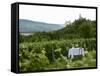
[19, 5, 96, 25]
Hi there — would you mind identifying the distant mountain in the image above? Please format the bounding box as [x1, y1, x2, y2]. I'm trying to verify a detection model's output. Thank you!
[19, 19, 64, 33]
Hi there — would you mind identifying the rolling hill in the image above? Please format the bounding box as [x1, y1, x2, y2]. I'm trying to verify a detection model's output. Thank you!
[19, 19, 64, 33]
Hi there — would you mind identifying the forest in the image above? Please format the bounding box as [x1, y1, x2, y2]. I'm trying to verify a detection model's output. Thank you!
[19, 16, 96, 72]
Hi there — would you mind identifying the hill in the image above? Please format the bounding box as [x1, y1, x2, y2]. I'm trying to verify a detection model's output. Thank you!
[19, 19, 64, 33]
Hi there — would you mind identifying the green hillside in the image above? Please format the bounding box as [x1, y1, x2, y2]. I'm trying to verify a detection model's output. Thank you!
[19, 17, 96, 72]
[19, 17, 96, 43]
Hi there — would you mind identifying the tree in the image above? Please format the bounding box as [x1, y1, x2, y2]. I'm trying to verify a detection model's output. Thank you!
[79, 21, 93, 38]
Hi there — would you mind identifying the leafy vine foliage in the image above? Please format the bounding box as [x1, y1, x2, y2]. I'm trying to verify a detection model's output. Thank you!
[19, 17, 96, 71]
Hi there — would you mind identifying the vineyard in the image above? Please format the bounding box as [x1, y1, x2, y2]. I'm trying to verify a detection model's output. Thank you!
[19, 38, 96, 71]
[19, 17, 96, 72]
